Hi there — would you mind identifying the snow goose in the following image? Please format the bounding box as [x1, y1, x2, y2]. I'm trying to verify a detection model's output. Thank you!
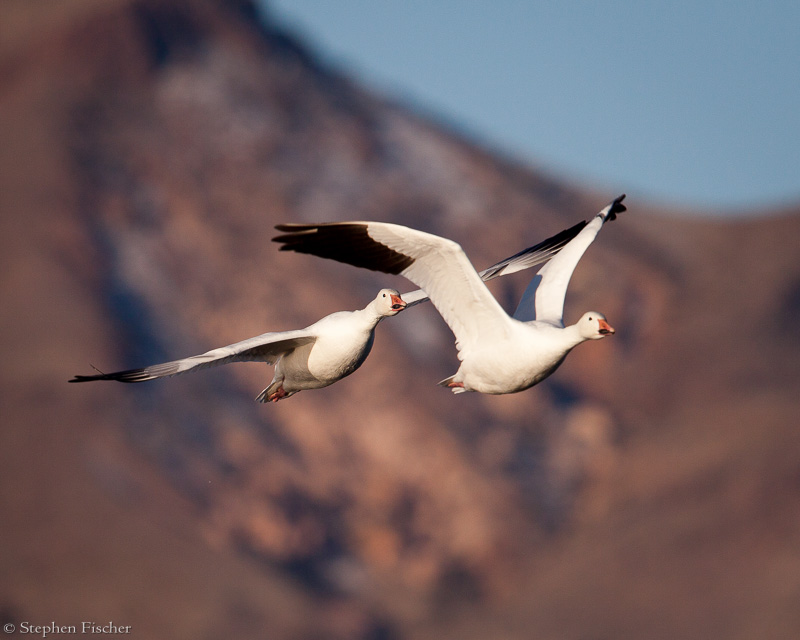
[69, 220, 585, 402]
[273, 195, 626, 395]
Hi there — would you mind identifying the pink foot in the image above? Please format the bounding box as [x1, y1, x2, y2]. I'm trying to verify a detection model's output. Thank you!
[447, 381, 464, 388]
[269, 386, 288, 402]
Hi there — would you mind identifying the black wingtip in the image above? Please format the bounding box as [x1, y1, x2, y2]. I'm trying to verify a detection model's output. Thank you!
[68, 368, 151, 383]
[69, 374, 115, 383]
[272, 222, 415, 275]
[70, 364, 110, 383]
[606, 193, 627, 222]
[69, 373, 110, 383]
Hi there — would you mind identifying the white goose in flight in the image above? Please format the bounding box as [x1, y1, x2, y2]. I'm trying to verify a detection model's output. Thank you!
[273, 195, 626, 395]
[69, 220, 585, 402]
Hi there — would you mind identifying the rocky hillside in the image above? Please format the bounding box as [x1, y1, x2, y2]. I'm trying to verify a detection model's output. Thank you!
[2, 1, 799, 638]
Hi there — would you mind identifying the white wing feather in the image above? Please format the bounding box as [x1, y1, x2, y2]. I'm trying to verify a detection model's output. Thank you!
[366, 223, 514, 354]
[71, 330, 317, 383]
[513, 200, 617, 324]
[400, 218, 587, 308]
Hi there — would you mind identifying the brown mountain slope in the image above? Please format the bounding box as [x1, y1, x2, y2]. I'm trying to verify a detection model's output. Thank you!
[1, 1, 799, 639]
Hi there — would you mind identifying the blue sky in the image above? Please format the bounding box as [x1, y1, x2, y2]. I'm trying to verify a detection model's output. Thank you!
[262, 1, 799, 214]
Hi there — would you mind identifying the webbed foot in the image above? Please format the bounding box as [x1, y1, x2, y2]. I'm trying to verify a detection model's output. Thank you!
[269, 386, 288, 402]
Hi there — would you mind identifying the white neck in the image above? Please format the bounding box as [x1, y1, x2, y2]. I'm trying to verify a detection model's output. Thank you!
[561, 322, 590, 350]
[356, 302, 387, 329]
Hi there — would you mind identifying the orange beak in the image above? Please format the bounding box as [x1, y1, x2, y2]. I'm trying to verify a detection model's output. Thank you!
[390, 294, 407, 311]
[598, 319, 616, 335]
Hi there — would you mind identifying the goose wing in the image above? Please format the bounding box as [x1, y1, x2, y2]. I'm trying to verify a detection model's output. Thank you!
[400, 218, 587, 308]
[274, 221, 513, 354]
[513, 194, 626, 323]
[70, 330, 317, 383]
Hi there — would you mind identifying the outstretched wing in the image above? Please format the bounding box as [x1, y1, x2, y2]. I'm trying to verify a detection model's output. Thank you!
[399, 219, 587, 308]
[274, 222, 514, 355]
[513, 194, 626, 324]
[70, 330, 317, 383]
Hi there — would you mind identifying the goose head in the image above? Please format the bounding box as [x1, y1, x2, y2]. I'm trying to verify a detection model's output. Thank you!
[374, 288, 407, 317]
[577, 311, 616, 340]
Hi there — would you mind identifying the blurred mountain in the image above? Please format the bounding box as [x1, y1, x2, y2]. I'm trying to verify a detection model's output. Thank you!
[1, 0, 799, 638]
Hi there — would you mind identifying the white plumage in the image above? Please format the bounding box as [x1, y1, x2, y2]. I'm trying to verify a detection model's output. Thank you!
[71, 218, 586, 402]
[274, 195, 625, 395]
